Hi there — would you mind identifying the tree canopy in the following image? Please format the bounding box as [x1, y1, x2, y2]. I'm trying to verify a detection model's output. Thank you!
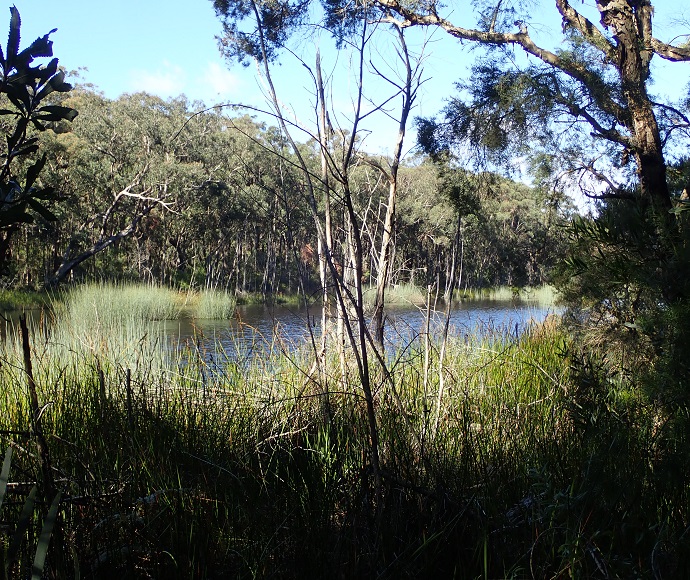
[210, 0, 690, 406]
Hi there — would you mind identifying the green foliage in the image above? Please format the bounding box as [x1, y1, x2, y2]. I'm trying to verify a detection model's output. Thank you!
[190, 287, 237, 319]
[556, 196, 690, 408]
[394, 162, 570, 290]
[213, 0, 310, 64]
[0, 7, 76, 272]
[2, 304, 688, 576]
[59, 281, 184, 326]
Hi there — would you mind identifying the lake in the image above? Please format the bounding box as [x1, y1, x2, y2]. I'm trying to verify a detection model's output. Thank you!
[157, 299, 558, 365]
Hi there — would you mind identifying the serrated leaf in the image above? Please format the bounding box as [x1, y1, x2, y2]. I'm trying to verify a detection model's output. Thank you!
[31, 186, 55, 201]
[35, 104, 78, 122]
[0, 205, 33, 227]
[7, 7, 21, 62]
[0, 213, 33, 226]
[25, 154, 46, 190]
[34, 62, 60, 101]
[25, 31, 55, 59]
[6, 121, 28, 153]
[43, 56, 58, 78]
[12, 143, 39, 159]
[55, 81, 73, 93]
[6, 80, 31, 112]
[43, 69, 73, 94]
[6, 89, 26, 113]
[0, 108, 18, 116]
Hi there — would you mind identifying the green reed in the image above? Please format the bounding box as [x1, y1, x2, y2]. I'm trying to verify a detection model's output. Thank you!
[458, 284, 558, 305]
[0, 286, 687, 578]
[189, 288, 236, 319]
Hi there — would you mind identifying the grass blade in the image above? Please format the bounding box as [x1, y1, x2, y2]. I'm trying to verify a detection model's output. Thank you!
[0, 447, 11, 511]
[7, 485, 37, 571]
[32, 490, 62, 580]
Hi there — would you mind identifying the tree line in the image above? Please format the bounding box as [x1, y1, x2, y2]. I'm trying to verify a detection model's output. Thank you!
[4, 86, 570, 296]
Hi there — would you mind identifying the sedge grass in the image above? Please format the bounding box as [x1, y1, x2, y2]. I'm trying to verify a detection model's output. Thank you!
[56, 281, 184, 326]
[363, 282, 428, 307]
[0, 293, 687, 577]
[187, 288, 236, 319]
[458, 284, 558, 305]
[364, 283, 559, 308]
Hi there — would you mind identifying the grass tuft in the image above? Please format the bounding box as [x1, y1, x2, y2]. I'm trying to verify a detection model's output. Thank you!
[187, 288, 236, 319]
[0, 284, 686, 578]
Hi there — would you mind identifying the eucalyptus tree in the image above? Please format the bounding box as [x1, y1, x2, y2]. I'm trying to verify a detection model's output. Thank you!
[213, 0, 431, 499]
[158, 111, 302, 294]
[376, 0, 687, 208]
[34, 89, 295, 289]
[359, 0, 690, 396]
[40, 90, 184, 286]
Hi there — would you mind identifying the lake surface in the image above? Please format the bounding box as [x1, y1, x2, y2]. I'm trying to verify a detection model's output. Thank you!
[158, 299, 558, 364]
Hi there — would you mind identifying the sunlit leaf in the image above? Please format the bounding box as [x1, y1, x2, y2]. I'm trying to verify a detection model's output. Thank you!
[7, 6, 20, 62]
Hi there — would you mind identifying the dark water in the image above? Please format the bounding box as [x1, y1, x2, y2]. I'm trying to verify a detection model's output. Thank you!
[158, 300, 558, 365]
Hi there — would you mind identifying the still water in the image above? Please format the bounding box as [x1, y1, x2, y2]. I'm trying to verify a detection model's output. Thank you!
[157, 300, 558, 364]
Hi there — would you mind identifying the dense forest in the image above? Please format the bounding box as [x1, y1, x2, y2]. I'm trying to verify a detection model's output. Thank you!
[3, 86, 571, 296]
[2, 1, 690, 578]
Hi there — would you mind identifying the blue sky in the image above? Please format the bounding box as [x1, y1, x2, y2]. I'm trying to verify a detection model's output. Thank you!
[11, 0, 246, 103]
[7, 0, 690, 155]
[10, 0, 468, 151]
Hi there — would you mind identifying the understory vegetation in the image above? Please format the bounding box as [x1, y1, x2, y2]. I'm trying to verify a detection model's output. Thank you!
[0, 288, 688, 578]
[1, 1, 690, 577]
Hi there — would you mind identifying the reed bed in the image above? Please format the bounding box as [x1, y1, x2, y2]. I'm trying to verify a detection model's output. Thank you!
[190, 288, 236, 319]
[364, 282, 428, 306]
[0, 286, 687, 578]
[459, 284, 558, 305]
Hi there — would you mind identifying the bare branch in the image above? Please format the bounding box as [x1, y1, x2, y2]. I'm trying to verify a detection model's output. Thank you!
[119, 188, 177, 213]
[555, 0, 616, 62]
[651, 37, 690, 62]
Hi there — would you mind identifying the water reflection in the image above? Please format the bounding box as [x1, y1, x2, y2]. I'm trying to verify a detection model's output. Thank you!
[158, 300, 558, 365]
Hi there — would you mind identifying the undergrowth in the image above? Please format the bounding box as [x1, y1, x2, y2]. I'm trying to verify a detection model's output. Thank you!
[0, 288, 687, 578]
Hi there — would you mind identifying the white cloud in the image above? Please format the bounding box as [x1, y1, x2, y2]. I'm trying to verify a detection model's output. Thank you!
[128, 61, 186, 98]
[201, 62, 242, 97]
[127, 61, 243, 104]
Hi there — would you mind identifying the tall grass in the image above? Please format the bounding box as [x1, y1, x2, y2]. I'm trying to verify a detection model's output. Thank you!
[189, 288, 236, 319]
[458, 284, 558, 305]
[57, 281, 183, 326]
[364, 283, 559, 307]
[0, 285, 687, 577]
[364, 282, 428, 306]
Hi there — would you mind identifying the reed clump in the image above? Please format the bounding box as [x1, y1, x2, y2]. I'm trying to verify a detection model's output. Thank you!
[364, 282, 428, 306]
[188, 288, 236, 319]
[458, 284, 558, 305]
[0, 287, 687, 578]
